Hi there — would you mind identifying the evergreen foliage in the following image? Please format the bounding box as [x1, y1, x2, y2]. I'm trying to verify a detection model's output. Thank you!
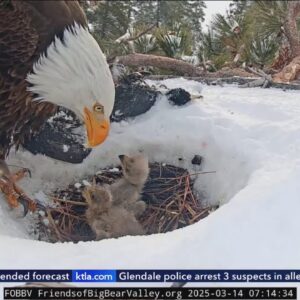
[155, 25, 192, 58]
[81, 0, 296, 72]
[83, 1, 132, 52]
[246, 37, 278, 67]
[83, 0, 205, 58]
[201, 1, 288, 69]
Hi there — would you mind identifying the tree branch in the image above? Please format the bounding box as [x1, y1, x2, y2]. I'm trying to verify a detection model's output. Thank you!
[115, 24, 157, 44]
[127, 24, 157, 42]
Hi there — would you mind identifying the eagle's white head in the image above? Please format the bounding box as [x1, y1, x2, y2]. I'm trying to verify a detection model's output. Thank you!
[27, 24, 115, 148]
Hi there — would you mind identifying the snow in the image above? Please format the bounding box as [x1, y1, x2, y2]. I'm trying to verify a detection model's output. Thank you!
[109, 167, 120, 173]
[74, 183, 82, 189]
[1, 78, 300, 288]
[82, 180, 91, 187]
[63, 145, 70, 153]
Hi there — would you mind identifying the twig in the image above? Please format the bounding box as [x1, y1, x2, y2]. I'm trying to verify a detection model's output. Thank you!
[51, 197, 88, 206]
[46, 209, 62, 242]
[239, 66, 273, 88]
[126, 24, 157, 42]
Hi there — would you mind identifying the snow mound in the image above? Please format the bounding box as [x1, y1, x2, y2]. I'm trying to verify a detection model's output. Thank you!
[1, 78, 300, 273]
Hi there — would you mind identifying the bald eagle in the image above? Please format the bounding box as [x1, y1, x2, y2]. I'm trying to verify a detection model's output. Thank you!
[0, 1, 115, 212]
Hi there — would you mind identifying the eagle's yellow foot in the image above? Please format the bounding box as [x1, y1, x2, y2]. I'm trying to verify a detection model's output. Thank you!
[0, 178, 36, 215]
[11, 168, 31, 182]
[0, 161, 36, 215]
[1, 184, 19, 208]
[0, 179, 19, 208]
[13, 184, 37, 214]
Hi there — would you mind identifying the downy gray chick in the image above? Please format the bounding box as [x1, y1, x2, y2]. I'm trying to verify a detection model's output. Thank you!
[109, 154, 149, 217]
[83, 185, 144, 240]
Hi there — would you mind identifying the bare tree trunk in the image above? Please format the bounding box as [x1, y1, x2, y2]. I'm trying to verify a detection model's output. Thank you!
[116, 53, 204, 76]
[273, 1, 300, 82]
[284, 1, 300, 57]
[233, 44, 245, 65]
[156, 0, 161, 27]
[100, 2, 109, 39]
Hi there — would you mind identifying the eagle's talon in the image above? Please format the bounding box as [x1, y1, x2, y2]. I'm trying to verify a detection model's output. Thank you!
[23, 168, 31, 178]
[12, 167, 32, 182]
[18, 196, 29, 217]
[17, 196, 37, 216]
[35, 201, 47, 211]
[0, 160, 36, 213]
[17, 193, 37, 214]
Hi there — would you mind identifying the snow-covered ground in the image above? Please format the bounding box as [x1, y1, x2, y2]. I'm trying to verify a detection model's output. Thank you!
[1, 78, 300, 288]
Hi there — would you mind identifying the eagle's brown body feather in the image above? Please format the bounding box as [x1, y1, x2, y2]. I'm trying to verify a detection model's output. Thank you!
[0, 0, 87, 158]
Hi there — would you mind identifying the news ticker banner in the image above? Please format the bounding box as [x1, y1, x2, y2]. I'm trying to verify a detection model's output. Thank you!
[1, 270, 300, 283]
[2, 287, 298, 300]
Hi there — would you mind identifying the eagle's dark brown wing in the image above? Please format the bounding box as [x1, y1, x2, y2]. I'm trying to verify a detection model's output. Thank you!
[0, 0, 87, 158]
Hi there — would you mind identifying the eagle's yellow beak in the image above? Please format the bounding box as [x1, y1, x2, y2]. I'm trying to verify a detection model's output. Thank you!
[84, 107, 110, 147]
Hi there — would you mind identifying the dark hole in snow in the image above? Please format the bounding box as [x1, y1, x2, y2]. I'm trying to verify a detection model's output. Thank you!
[166, 88, 191, 106]
[191, 155, 203, 166]
[111, 82, 159, 122]
[37, 163, 213, 243]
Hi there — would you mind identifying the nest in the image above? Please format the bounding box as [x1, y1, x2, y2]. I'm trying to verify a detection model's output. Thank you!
[38, 163, 213, 243]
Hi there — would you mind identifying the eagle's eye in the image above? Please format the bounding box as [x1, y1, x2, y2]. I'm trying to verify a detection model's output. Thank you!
[93, 104, 104, 113]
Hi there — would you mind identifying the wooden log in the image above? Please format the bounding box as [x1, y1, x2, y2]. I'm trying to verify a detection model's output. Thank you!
[116, 53, 204, 77]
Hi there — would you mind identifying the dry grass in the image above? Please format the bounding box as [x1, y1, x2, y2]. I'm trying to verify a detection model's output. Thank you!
[38, 163, 215, 243]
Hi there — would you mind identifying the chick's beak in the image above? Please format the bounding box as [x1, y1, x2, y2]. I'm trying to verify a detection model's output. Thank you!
[84, 107, 110, 147]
